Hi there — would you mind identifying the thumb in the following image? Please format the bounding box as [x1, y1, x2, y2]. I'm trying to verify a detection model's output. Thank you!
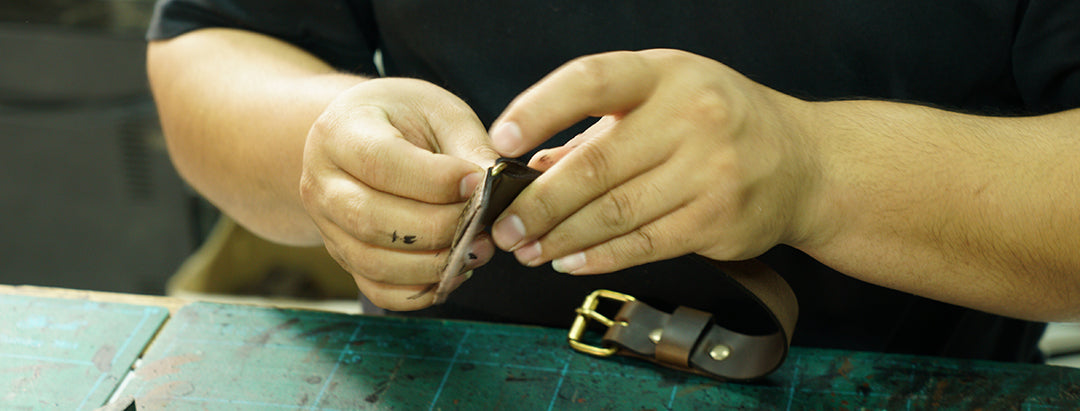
[426, 102, 499, 199]
[442, 124, 500, 170]
[425, 96, 500, 170]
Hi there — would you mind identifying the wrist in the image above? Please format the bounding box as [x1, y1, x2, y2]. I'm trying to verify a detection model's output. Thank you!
[767, 92, 835, 253]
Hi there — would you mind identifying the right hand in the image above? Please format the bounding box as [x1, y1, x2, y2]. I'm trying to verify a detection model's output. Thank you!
[299, 78, 500, 310]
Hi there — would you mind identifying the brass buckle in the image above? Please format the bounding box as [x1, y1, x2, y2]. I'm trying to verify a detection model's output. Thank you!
[567, 289, 635, 357]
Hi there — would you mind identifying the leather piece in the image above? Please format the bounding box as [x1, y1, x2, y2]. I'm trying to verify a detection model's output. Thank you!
[434, 159, 541, 303]
[478, 160, 543, 227]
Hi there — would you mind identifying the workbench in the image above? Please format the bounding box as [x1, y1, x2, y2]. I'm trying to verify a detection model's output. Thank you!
[3, 285, 1078, 410]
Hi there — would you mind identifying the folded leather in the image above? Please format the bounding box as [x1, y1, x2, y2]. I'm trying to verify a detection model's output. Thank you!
[434, 159, 543, 303]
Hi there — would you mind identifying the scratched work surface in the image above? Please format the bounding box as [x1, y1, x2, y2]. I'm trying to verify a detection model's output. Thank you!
[115, 302, 1080, 410]
[0, 294, 168, 410]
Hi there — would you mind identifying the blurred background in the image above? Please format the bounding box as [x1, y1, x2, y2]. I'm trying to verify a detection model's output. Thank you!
[0, 0, 216, 295]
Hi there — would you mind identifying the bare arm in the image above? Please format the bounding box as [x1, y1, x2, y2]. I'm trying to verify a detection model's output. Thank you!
[149, 28, 499, 310]
[148, 28, 366, 245]
[800, 102, 1080, 321]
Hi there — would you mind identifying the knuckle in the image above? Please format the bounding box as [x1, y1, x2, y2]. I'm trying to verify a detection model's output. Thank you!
[528, 188, 563, 228]
[681, 87, 730, 125]
[596, 190, 637, 230]
[357, 257, 396, 284]
[564, 57, 613, 99]
[630, 227, 656, 256]
[311, 104, 377, 146]
[354, 144, 391, 186]
[324, 242, 360, 278]
[307, 110, 339, 141]
[646, 49, 698, 73]
[297, 172, 320, 208]
[574, 142, 615, 187]
[631, 229, 659, 258]
[340, 194, 375, 240]
[326, 241, 396, 284]
[644, 48, 684, 60]
[465, 145, 500, 167]
[540, 229, 573, 256]
[347, 248, 424, 285]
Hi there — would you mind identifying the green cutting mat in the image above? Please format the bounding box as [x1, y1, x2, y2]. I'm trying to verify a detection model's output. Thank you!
[115, 302, 1080, 410]
[0, 295, 168, 410]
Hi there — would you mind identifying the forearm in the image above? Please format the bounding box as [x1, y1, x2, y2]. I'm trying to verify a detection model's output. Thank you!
[147, 28, 367, 245]
[795, 101, 1080, 321]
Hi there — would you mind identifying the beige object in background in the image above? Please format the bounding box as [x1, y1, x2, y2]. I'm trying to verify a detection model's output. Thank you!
[167, 217, 361, 314]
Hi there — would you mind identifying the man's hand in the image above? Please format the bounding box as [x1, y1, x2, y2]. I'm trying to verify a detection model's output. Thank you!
[486, 49, 821, 274]
[300, 78, 500, 310]
[484, 49, 1080, 322]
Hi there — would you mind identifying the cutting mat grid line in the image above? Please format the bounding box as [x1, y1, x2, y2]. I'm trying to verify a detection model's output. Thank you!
[115, 302, 1080, 410]
[130, 308, 194, 400]
[76, 373, 112, 411]
[427, 328, 472, 410]
[545, 359, 572, 411]
[784, 353, 800, 411]
[111, 307, 158, 368]
[0, 352, 95, 365]
[0, 297, 158, 316]
[665, 384, 678, 409]
[309, 321, 365, 409]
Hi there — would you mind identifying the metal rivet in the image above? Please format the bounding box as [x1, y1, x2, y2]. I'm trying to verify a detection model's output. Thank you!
[490, 161, 508, 176]
[709, 344, 732, 361]
[648, 329, 663, 344]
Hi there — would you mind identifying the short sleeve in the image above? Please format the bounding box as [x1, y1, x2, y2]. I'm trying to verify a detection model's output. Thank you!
[146, 0, 380, 76]
[1013, 1, 1080, 113]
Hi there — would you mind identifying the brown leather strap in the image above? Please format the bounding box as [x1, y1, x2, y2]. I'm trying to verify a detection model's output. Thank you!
[588, 259, 797, 381]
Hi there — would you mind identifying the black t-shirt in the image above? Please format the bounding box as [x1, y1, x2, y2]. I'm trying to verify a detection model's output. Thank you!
[148, 0, 1080, 363]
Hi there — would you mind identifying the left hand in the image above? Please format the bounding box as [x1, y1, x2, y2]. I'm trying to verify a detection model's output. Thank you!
[487, 49, 823, 274]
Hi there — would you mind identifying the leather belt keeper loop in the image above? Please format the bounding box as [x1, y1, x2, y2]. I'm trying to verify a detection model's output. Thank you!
[655, 306, 712, 367]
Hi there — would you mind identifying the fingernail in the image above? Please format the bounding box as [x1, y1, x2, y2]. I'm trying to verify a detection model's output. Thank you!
[491, 121, 522, 156]
[514, 241, 542, 265]
[464, 236, 494, 269]
[552, 252, 586, 273]
[459, 172, 483, 199]
[492, 214, 526, 250]
[529, 149, 553, 169]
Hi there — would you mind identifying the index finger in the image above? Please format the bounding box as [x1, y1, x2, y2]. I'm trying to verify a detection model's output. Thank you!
[489, 51, 658, 158]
